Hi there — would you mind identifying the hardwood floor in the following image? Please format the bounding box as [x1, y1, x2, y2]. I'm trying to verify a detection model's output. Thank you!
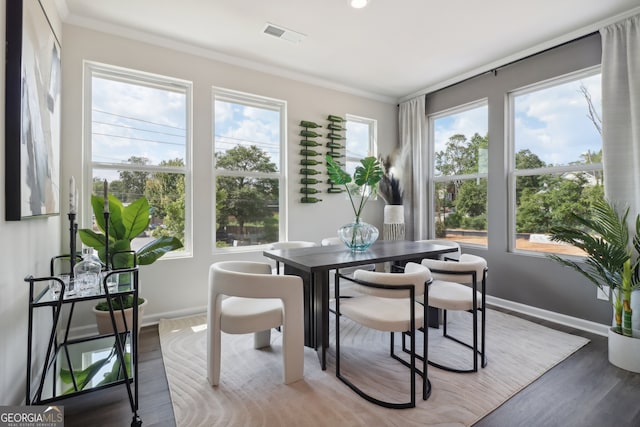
[62, 327, 176, 427]
[62, 309, 640, 427]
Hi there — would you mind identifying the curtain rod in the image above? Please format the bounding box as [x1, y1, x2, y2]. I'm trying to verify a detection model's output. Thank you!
[421, 31, 599, 100]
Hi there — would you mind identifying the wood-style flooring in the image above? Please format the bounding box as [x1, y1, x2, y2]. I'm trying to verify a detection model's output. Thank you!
[62, 309, 640, 427]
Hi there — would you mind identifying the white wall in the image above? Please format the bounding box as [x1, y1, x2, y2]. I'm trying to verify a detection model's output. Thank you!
[0, 0, 63, 405]
[60, 25, 397, 332]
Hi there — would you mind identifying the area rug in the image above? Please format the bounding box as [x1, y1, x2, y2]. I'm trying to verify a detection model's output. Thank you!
[158, 309, 589, 427]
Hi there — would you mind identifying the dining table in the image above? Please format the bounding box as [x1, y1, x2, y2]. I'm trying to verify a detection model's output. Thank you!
[263, 239, 458, 370]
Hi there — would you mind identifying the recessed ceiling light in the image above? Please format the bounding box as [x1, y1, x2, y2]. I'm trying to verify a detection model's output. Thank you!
[350, 0, 370, 9]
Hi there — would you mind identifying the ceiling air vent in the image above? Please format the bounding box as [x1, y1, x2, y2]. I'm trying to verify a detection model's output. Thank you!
[263, 23, 306, 44]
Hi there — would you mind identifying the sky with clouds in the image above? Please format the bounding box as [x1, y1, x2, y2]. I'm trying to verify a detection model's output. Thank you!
[214, 100, 281, 171]
[92, 77, 186, 165]
[433, 72, 602, 168]
[93, 70, 601, 188]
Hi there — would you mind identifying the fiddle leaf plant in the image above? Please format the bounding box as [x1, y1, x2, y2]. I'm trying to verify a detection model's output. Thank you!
[79, 194, 183, 311]
[80, 194, 183, 268]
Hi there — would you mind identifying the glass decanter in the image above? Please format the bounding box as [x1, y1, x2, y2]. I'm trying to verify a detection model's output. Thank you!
[73, 247, 102, 296]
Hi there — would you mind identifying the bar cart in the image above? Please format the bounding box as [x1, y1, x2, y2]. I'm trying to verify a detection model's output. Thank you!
[25, 258, 142, 427]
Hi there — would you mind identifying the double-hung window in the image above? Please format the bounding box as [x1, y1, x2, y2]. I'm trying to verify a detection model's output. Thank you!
[345, 114, 377, 174]
[213, 88, 285, 249]
[509, 67, 602, 255]
[85, 62, 191, 255]
[430, 101, 488, 246]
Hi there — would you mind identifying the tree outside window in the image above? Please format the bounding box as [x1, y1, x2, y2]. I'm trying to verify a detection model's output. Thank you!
[431, 103, 489, 246]
[511, 69, 603, 255]
[213, 89, 284, 248]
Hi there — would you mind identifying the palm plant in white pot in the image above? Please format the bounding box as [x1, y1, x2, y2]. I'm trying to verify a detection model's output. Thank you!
[548, 199, 640, 372]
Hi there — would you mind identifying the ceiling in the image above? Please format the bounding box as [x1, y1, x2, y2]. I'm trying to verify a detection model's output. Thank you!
[58, 0, 639, 103]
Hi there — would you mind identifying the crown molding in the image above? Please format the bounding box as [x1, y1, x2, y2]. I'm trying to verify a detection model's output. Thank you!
[62, 13, 397, 104]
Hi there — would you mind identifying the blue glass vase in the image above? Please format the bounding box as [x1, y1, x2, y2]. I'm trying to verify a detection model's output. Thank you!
[338, 218, 379, 252]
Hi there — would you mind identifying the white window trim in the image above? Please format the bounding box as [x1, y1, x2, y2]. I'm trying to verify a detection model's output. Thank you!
[212, 87, 287, 253]
[506, 65, 602, 255]
[83, 61, 193, 258]
[428, 99, 489, 247]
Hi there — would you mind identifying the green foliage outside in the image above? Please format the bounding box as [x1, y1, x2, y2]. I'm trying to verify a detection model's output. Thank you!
[435, 132, 603, 237]
[215, 145, 279, 246]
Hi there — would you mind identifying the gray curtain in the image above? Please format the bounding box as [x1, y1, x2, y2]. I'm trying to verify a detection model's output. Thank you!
[600, 14, 640, 328]
[601, 14, 640, 213]
[398, 96, 427, 240]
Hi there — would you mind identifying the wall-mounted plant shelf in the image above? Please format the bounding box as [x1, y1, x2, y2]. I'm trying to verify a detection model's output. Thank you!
[299, 120, 323, 203]
[326, 115, 345, 193]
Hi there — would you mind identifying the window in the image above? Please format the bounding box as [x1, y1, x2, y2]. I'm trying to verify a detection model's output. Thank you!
[213, 88, 285, 249]
[509, 67, 602, 255]
[86, 63, 191, 255]
[345, 114, 377, 174]
[430, 101, 488, 246]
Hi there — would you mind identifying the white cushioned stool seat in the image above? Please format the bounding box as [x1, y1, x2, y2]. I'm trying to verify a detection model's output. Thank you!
[427, 281, 483, 312]
[220, 297, 283, 334]
[340, 296, 424, 332]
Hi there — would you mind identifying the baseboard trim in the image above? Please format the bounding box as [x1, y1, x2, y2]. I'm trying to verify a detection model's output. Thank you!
[69, 299, 609, 338]
[143, 306, 207, 325]
[68, 306, 208, 338]
[487, 295, 609, 337]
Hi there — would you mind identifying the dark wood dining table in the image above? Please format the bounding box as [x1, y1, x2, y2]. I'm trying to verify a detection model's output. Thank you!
[263, 239, 458, 370]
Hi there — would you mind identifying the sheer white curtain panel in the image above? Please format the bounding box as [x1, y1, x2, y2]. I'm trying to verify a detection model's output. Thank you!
[399, 96, 428, 239]
[600, 13, 640, 329]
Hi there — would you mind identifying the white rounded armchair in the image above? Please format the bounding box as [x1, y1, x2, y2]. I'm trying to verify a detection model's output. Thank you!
[207, 261, 304, 386]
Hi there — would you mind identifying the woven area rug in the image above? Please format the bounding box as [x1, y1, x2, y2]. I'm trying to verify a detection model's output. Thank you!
[159, 309, 589, 427]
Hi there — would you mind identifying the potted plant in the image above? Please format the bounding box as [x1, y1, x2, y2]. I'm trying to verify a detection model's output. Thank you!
[378, 154, 405, 241]
[80, 194, 183, 334]
[548, 198, 640, 372]
[326, 155, 383, 251]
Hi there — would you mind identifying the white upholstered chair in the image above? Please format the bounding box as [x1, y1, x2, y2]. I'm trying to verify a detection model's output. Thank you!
[207, 261, 304, 386]
[270, 241, 317, 274]
[334, 263, 432, 408]
[420, 253, 487, 373]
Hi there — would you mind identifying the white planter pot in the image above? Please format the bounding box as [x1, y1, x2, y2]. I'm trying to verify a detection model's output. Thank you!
[608, 327, 640, 373]
[93, 299, 147, 335]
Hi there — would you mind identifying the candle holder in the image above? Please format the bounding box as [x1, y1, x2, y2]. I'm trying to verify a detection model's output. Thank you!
[104, 211, 110, 270]
[68, 213, 78, 278]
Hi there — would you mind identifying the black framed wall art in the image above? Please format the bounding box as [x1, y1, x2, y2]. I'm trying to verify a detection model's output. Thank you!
[5, 0, 61, 220]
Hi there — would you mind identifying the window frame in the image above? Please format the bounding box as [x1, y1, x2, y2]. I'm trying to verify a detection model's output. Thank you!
[83, 61, 193, 258]
[507, 65, 602, 256]
[428, 99, 489, 248]
[212, 87, 287, 252]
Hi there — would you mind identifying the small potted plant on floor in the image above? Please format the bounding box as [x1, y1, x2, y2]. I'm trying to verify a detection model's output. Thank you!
[548, 199, 640, 372]
[80, 194, 183, 334]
